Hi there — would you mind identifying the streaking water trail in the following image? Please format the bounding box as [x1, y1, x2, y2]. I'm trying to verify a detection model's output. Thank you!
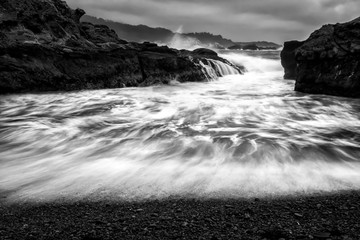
[1, 51, 360, 202]
[199, 59, 239, 79]
[208, 59, 240, 76]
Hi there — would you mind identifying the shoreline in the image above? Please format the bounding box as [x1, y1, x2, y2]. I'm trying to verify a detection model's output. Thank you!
[1, 190, 359, 239]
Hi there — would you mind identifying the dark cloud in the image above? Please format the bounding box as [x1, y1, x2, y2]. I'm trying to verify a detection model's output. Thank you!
[67, 0, 360, 43]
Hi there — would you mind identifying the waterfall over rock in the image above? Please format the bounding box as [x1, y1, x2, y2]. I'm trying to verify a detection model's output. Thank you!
[208, 59, 240, 76]
[198, 59, 240, 80]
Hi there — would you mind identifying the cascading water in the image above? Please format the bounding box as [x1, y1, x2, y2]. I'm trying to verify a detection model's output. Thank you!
[1, 50, 360, 202]
[167, 26, 240, 78]
[208, 59, 240, 76]
[199, 60, 218, 80]
[199, 59, 240, 80]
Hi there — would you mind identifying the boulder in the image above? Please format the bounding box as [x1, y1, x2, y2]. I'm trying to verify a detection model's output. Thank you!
[192, 48, 218, 57]
[281, 17, 360, 98]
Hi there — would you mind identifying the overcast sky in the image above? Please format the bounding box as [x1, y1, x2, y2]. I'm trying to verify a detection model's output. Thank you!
[67, 0, 360, 43]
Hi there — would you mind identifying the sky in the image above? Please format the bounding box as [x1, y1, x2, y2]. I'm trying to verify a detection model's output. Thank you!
[67, 0, 360, 43]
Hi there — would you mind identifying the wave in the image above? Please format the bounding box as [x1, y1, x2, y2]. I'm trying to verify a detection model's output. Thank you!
[219, 51, 283, 73]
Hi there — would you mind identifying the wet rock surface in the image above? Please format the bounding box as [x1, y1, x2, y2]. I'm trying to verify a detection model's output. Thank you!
[280, 41, 304, 79]
[1, 191, 360, 239]
[281, 17, 360, 98]
[0, 0, 243, 94]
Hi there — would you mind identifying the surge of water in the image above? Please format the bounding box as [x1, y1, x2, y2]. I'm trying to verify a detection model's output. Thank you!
[208, 59, 240, 76]
[1, 51, 360, 202]
[219, 51, 283, 73]
[199, 60, 218, 79]
[199, 59, 239, 80]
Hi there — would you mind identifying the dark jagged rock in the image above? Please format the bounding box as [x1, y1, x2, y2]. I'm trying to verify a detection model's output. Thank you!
[281, 17, 360, 98]
[0, 0, 243, 94]
[280, 41, 304, 79]
[228, 45, 242, 50]
[192, 48, 218, 57]
[79, 22, 128, 45]
[228, 41, 281, 50]
[242, 44, 258, 51]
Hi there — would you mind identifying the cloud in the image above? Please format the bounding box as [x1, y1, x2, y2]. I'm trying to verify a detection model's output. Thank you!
[66, 0, 360, 43]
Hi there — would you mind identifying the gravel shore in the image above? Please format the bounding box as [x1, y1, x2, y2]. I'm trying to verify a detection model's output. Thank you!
[1, 191, 360, 240]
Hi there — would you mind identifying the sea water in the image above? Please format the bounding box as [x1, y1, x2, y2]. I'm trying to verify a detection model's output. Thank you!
[1, 51, 360, 201]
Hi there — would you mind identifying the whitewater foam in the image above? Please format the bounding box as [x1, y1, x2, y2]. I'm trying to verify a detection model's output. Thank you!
[1, 51, 360, 202]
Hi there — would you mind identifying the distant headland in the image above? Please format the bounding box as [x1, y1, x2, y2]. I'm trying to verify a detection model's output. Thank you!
[82, 15, 282, 50]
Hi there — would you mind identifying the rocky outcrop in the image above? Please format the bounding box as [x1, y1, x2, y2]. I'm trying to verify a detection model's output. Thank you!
[242, 44, 258, 51]
[280, 41, 304, 79]
[192, 48, 218, 57]
[229, 41, 281, 51]
[281, 17, 360, 98]
[0, 0, 243, 94]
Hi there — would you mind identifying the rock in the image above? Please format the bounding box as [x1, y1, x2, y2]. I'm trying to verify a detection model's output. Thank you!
[80, 22, 127, 45]
[281, 17, 360, 98]
[0, 0, 243, 94]
[74, 9, 86, 23]
[81, 235, 102, 240]
[63, 48, 73, 53]
[142, 41, 158, 47]
[224, 205, 234, 209]
[313, 232, 331, 239]
[182, 222, 188, 227]
[229, 42, 280, 50]
[142, 45, 178, 55]
[242, 44, 258, 50]
[260, 226, 289, 240]
[192, 48, 218, 57]
[280, 41, 304, 79]
[228, 45, 242, 50]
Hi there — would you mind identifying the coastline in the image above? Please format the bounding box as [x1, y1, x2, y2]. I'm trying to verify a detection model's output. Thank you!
[1, 2, 360, 240]
[1, 191, 359, 239]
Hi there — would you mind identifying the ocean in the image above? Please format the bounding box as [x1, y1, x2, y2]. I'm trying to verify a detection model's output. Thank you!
[1, 50, 360, 201]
